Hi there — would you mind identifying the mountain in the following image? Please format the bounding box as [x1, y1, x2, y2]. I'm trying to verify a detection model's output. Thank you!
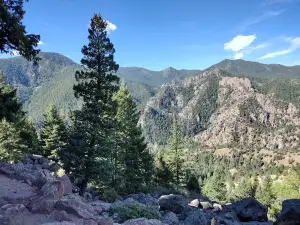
[209, 59, 300, 77]
[0, 52, 200, 121]
[140, 68, 300, 161]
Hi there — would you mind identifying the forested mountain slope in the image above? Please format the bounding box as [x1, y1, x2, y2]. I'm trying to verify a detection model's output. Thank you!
[0, 52, 200, 121]
[210, 59, 300, 77]
[140, 69, 300, 154]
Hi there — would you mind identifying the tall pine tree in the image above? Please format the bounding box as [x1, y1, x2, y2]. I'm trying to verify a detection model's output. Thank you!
[165, 117, 184, 189]
[39, 104, 68, 163]
[0, 119, 26, 162]
[67, 14, 119, 195]
[113, 82, 154, 194]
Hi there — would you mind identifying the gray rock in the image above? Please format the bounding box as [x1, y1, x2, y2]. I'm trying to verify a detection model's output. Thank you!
[162, 211, 179, 225]
[158, 194, 186, 214]
[29, 196, 57, 214]
[275, 199, 300, 225]
[226, 198, 268, 222]
[42, 222, 75, 225]
[127, 193, 158, 206]
[123, 218, 164, 225]
[89, 201, 112, 212]
[55, 194, 95, 219]
[183, 209, 207, 225]
[40, 181, 64, 199]
[57, 175, 73, 195]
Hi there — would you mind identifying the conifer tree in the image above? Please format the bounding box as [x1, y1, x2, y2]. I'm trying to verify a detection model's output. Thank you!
[0, 119, 26, 162]
[0, 72, 24, 123]
[0, 0, 40, 62]
[165, 117, 184, 188]
[39, 104, 68, 163]
[202, 168, 227, 201]
[256, 176, 275, 207]
[67, 13, 119, 195]
[154, 156, 174, 188]
[113, 82, 154, 194]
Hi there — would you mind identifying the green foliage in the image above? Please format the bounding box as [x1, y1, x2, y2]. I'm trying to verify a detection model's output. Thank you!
[101, 188, 121, 202]
[66, 14, 119, 196]
[255, 176, 275, 207]
[112, 82, 154, 194]
[186, 175, 200, 192]
[234, 177, 257, 200]
[154, 156, 174, 188]
[39, 104, 68, 163]
[0, 0, 40, 63]
[0, 119, 26, 162]
[0, 72, 24, 123]
[109, 203, 161, 222]
[202, 168, 227, 201]
[164, 118, 184, 188]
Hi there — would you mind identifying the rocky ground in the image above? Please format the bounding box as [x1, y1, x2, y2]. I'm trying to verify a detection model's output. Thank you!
[0, 155, 298, 225]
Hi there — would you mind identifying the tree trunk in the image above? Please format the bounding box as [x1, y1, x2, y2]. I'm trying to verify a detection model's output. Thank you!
[79, 178, 88, 196]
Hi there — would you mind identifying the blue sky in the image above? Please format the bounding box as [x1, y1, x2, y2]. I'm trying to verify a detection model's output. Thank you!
[2, 0, 300, 70]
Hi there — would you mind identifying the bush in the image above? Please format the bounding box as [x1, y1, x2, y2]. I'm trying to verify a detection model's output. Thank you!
[102, 188, 121, 202]
[109, 203, 161, 222]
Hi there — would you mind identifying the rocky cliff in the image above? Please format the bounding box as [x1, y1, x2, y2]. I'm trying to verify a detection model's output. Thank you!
[141, 69, 300, 154]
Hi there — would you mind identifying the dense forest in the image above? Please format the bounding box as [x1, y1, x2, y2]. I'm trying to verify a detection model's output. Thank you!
[2, 1, 300, 223]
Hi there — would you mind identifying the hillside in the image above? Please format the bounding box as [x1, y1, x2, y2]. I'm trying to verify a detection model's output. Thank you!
[0, 52, 200, 121]
[210, 59, 300, 78]
[140, 68, 300, 158]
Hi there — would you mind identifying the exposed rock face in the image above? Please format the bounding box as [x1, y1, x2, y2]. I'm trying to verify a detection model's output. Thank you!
[141, 69, 300, 152]
[158, 194, 186, 214]
[183, 209, 207, 225]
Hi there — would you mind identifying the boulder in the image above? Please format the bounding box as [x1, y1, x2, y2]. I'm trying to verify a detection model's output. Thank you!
[29, 196, 57, 214]
[183, 209, 207, 225]
[40, 181, 64, 199]
[162, 211, 179, 225]
[51, 210, 72, 222]
[188, 199, 201, 208]
[1, 204, 28, 218]
[89, 201, 112, 212]
[275, 199, 300, 225]
[96, 218, 114, 225]
[226, 198, 268, 222]
[200, 201, 213, 210]
[41, 222, 75, 225]
[55, 194, 95, 219]
[57, 175, 73, 195]
[127, 193, 158, 206]
[123, 218, 164, 225]
[158, 194, 186, 214]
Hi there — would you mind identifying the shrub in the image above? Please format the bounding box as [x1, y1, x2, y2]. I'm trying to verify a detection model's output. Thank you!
[102, 188, 121, 202]
[109, 203, 161, 222]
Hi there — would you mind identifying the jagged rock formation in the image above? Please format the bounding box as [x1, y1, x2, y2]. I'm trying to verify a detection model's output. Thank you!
[140, 69, 300, 154]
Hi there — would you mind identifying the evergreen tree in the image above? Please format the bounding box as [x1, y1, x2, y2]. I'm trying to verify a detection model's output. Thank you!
[113, 82, 154, 194]
[256, 176, 275, 207]
[19, 118, 39, 154]
[165, 117, 184, 188]
[0, 0, 40, 62]
[154, 156, 174, 188]
[39, 104, 68, 163]
[0, 72, 24, 123]
[202, 168, 227, 201]
[0, 119, 26, 162]
[67, 14, 119, 196]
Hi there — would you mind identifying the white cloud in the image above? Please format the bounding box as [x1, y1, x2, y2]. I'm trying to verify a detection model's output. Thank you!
[38, 41, 44, 45]
[265, 0, 296, 5]
[258, 37, 300, 59]
[224, 35, 256, 52]
[234, 52, 244, 59]
[105, 20, 117, 34]
[12, 50, 20, 56]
